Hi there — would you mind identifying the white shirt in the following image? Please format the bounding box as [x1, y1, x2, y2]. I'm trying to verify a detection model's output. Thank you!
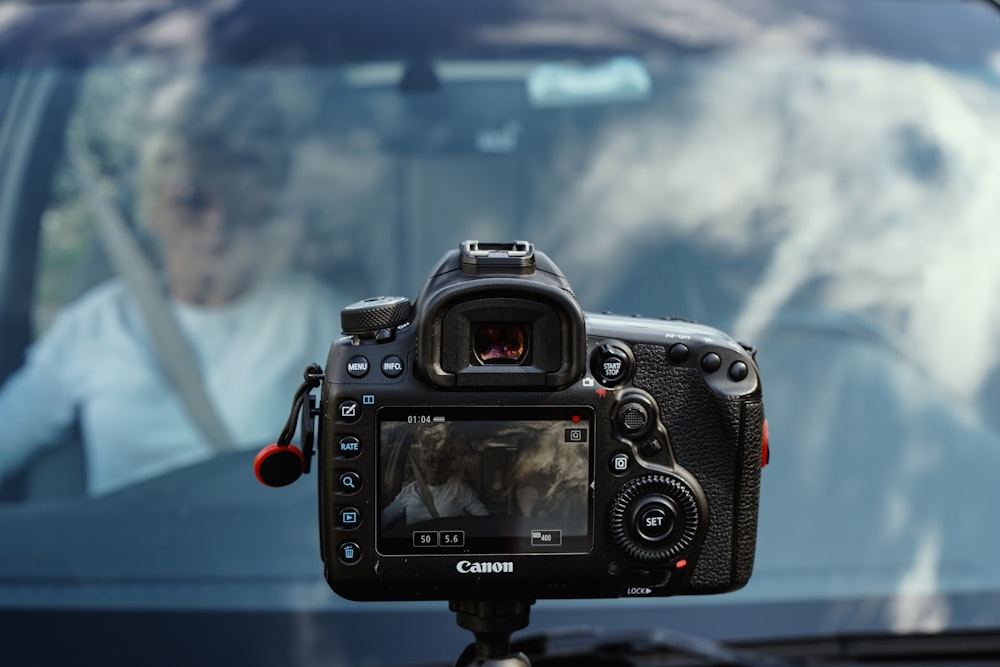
[381, 478, 489, 526]
[0, 272, 343, 495]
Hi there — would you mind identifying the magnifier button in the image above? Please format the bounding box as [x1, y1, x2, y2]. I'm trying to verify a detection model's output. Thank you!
[338, 471, 361, 494]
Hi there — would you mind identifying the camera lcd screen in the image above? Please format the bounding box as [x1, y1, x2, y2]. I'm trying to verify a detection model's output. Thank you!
[377, 406, 594, 555]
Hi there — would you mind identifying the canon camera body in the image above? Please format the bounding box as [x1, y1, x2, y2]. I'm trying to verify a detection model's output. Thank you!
[319, 241, 765, 601]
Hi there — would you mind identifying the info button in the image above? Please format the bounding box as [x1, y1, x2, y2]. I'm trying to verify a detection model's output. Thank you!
[381, 355, 404, 378]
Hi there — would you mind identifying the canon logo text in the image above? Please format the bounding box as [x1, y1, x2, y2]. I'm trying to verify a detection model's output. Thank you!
[455, 560, 514, 574]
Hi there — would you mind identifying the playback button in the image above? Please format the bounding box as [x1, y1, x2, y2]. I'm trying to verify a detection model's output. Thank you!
[338, 507, 361, 529]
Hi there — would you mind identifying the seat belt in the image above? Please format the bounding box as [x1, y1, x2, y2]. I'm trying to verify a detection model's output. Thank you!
[69, 147, 236, 453]
[407, 449, 440, 519]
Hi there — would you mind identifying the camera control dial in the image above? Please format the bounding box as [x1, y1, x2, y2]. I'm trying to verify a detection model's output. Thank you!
[341, 296, 413, 337]
[610, 474, 700, 562]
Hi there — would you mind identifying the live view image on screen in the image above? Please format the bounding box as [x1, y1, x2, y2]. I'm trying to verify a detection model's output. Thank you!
[377, 407, 593, 555]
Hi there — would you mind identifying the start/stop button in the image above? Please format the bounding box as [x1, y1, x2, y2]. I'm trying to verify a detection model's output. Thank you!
[591, 343, 634, 386]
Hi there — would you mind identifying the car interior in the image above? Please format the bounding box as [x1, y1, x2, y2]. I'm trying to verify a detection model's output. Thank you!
[5, 6, 1000, 658]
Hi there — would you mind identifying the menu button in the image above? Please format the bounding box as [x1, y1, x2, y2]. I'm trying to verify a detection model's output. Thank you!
[346, 356, 369, 378]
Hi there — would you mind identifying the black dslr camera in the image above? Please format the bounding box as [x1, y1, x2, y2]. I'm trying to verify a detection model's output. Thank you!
[265, 241, 766, 602]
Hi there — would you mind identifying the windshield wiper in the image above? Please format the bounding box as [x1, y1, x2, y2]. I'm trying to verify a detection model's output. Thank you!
[506, 626, 804, 667]
[515, 627, 1000, 666]
[737, 628, 1000, 664]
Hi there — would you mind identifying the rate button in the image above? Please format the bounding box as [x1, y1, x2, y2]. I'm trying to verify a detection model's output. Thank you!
[338, 436, 362, 459]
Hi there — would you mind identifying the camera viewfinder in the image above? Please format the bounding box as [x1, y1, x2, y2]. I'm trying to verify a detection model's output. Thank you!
[474, 324, 529, 364]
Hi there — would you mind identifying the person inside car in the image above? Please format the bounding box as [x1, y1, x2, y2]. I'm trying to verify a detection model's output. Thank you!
[0, 75, 345, 497]
[381, 433, 489, 527]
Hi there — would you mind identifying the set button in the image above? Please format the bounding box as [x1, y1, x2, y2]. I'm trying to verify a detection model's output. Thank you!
[636, 504, 674, 542]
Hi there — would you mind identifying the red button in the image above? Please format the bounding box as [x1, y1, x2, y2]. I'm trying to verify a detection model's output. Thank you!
[761, 419, 770, 469]
[254, 443, 304, 487]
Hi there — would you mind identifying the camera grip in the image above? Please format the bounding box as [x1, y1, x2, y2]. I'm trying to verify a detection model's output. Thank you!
[631, 344, 762, 592]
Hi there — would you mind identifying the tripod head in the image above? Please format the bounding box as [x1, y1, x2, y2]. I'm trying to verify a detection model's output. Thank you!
[451, 599, 534, 667]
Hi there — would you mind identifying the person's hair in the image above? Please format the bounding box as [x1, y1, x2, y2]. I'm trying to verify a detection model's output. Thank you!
[138, 69, 293, 222]
[418, 444, 454, 487]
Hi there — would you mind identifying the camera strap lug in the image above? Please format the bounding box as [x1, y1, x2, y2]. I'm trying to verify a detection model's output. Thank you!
[299, 392, 319, 474]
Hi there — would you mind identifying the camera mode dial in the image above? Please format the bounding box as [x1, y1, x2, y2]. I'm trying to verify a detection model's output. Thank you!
[610, 474, 700, 562]
[341, 296, 413, 337]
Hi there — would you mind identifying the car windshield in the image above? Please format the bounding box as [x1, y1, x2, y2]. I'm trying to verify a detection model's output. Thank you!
[3, 0, 1000, 664]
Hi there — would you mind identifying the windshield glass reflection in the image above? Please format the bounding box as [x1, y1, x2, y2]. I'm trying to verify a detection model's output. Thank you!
[0, 0, 999, 639]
